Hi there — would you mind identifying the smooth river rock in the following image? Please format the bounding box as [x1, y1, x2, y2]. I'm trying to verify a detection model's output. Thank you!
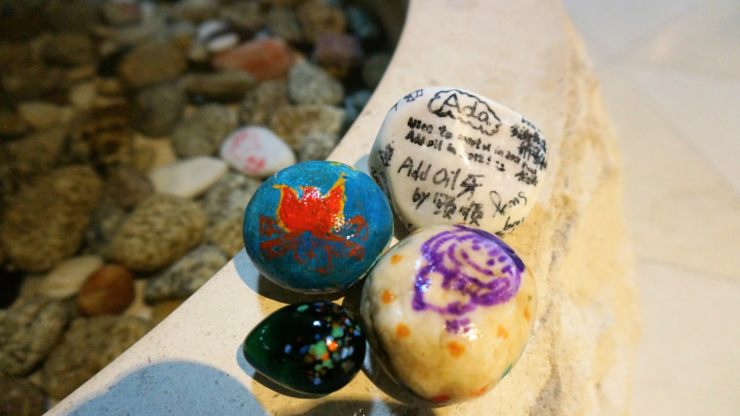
[150, 157, 228, 199]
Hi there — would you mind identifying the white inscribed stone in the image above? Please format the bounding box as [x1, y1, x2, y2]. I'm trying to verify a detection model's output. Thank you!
[219, 126, 296, 178]
[39, 255, 104, 299]
[150, 157, 228, 199]
[368, 87, 548, 236]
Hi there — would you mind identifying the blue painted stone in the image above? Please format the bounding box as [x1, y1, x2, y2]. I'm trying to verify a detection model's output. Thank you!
[243, 161, 393, 293]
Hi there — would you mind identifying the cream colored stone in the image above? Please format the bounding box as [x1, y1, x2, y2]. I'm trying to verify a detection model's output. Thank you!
[45, 1, 638, 415]
[150, 157, 228, 199]
[369, 86, 547, 235]
[17, 102, 64, 130]
[39, 256, 105, 299]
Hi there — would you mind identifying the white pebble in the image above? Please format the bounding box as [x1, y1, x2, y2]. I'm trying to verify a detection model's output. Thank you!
[220, 126, 296, 178]
[39, 255, 104, 299]
[150, 157, 228, 199]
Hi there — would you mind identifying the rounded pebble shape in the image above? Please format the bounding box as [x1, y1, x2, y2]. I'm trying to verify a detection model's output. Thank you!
[220, 126, 296, 178]
[243, 161, 393, 293]
[39, 255, 104, 299]
[77, 264, 136, 316]
[361, 224, 538, 405]
[368, 87, 548, 236]
[243, 302, 365, 396]
[150, 157, 228, 199]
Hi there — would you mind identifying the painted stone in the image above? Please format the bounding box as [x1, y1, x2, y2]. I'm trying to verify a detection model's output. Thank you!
[219, 126, 295, 178]
[243, 161, 393, 293]
[361, 223, 538, 405]
[243, 302, 365, 396]
[368, 87, 548, 236]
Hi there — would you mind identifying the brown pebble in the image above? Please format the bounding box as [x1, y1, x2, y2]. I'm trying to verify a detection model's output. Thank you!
[77, 265, 136, 316]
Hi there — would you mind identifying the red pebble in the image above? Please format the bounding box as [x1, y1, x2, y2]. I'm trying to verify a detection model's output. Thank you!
[314, 33, 364, 69]
[212, 38, 295, 81]
[77, 264, 136, 316]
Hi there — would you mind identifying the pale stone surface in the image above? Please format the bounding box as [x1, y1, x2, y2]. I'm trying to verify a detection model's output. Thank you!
[369, 86, 547, 236]
[219, 126, 295, 178]
[46, 1, 638, 416]
[150, 157, 228, 199]
[39, 255, 104, 299]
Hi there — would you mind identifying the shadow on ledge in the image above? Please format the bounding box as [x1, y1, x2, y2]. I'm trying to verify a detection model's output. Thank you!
[64, 361, 261, 416]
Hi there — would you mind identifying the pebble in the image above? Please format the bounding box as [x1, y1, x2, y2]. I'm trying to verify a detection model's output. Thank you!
[212, 38, 294, 81]
[180, 71, 256, 102]
[131, 82, 187, 137]
[0, 376, 45, 416]
[243, 302, 365, 394]
[361, 224, 537, 404]
[362, 53, 391, 89]
[132, 134, 178, 173]
[45, 0, 100, 33]
[314, 33, 364, 73]
[239, 79, 289, 125]
[266, 7, 304, 43]
[117, 41, 188, 89]
[144, 245, 228, 304]
[243, 161, 393, 293]
[220, 126, 295, 178]
[103, 166, 155, 210]
[220, 1, 265, 32]
[298, 131, 339, 162]
[298, 0, 347, 43]
[368, 87, 548, 235]
[203, 171, 263, 224]
[77, 264, 136, 316]
[345, 6, 380, 40]
[150, 157, 228, 199]
[43, 316, 153, 400]
[204, 215, 244, 258]
[108, 194, 208, 272]
[288, 61, 345, 106]
[0, 166, 103, 273]
[43, 32, 95, 67]
[0, 297, 69, 376]
[270, 104, 344, 151]
[16, 102, 66, 130]
[38, 255, 104, 299]
[0, 109, 29, 137]
[172, 104, 237, 157]
[4, 126, 67, 176]
[196, 20, 231, 43]
[174, 0, 219, 23]
[68, 81, 98, 111]
[101, 2, 141, 26]
[206, 32, 240, 53]
[85, 203, 127, 257]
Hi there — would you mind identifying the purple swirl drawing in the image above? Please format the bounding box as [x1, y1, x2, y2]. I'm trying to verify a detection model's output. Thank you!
[412, 224, 524, 334]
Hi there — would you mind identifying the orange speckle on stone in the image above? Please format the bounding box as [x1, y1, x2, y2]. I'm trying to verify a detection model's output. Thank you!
[470, 386, 487, 398]
[497, 325, 509, 339]
[321, 351, 329, 361]
[390, 254, 403, 264]
[382, 289, 397, 304]
[327, 339, 338, 352]
[430, 393, 450, 403]
[524, 307, 531, 322]
[396, 323, 410, 338]
[446, 341, 465, 358]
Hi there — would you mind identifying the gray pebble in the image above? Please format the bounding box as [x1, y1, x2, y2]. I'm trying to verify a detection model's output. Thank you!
[270, 104, 344, 151]
[288, 61, 344, 106]
[0, 375, 45, 416]
[173, 104, 238, 158]
[239, 80, 289, 126]
[0, 296, 69, 376]
[131, 83, 186, 137]
[144, 245, 228, 303]
[203, 171, 263, 224]
[266, 7, 304, 43]
[203, 214, 244, 258]
[108, 194, 208, 272]
[298, 131, 339, 162]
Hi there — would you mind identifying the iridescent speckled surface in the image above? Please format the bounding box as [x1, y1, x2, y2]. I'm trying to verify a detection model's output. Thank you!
[361, 223, 538, 405]
[243, 302, 366, 396]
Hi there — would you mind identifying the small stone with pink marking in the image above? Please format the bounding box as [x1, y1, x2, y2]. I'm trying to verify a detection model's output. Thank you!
[220, 126, 295, 178]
